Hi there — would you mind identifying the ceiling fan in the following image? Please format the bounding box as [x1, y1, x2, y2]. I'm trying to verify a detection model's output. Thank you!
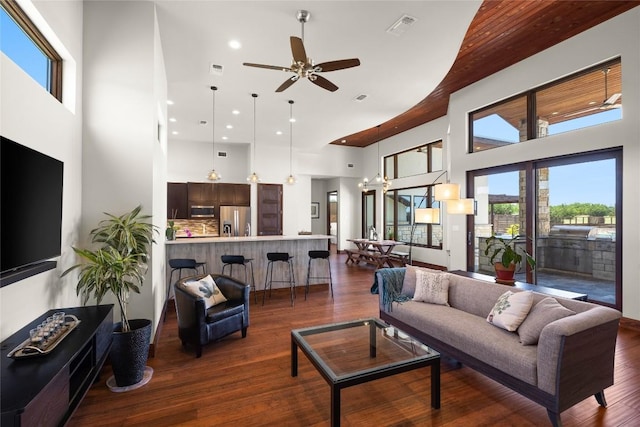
[565, 68, 621, 118]
[242, 10, 360, 92]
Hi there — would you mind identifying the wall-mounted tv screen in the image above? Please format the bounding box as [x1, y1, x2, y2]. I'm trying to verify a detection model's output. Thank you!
[1, 136, 64, 277]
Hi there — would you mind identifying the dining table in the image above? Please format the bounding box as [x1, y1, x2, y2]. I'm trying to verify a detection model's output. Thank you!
[345, 239, 404, 268]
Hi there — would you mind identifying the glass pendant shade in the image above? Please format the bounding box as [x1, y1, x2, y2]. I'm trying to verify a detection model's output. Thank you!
[247, 172, 260, 184]
[434, 183, 460, 201]
[207, 169, 221, 181]
[207, 86, 221, 181]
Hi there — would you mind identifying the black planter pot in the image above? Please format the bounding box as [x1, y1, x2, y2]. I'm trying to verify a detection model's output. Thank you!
[110, 319, 152, 387]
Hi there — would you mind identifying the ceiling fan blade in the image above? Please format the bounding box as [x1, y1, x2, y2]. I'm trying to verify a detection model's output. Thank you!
[275, 76, 298, 93]
[315, 58, 361, 72]
[604, 93, 621, 105]
[565, 106, 599, 117]
[311, 75, 338, 92]
[290, 36, 307, 65]
[243, 62, 292, 72]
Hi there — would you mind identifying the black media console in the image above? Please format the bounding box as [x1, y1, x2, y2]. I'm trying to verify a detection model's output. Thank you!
[1, 305, 113, 426]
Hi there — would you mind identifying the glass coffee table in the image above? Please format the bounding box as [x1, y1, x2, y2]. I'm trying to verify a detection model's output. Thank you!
[291, 318, 440, 426]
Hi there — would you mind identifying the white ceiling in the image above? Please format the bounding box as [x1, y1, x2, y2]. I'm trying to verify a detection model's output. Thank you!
[155, 1, 481, 153]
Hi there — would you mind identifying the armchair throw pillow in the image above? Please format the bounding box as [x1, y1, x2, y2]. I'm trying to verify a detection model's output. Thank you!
[184, 275, 228, 309]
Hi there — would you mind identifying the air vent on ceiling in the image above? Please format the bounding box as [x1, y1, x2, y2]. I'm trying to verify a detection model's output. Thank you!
[353, 94, 368, 102]
[386, 14, 417, 36]
[217, 151, 227, 158]
[347, 163, 354, 168]
[199, 120, 208, 125]
[209, 63, 224, 76]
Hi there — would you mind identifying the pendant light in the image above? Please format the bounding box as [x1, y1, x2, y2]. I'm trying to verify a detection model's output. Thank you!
[286, 100, 296, 185]
[358, 125, 391, 192]
[247, 93, 260, 184]
[206, 86, 221, 181]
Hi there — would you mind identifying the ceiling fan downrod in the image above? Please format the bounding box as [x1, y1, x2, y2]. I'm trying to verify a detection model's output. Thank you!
[297, 10, 310, 43]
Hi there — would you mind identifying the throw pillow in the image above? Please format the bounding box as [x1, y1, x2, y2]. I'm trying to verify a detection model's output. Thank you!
[486, 290, 533, 332]
[184, 275, 228, 309]
[413, 270, 450, 306]
[518, 297, 576, 345]
[401, 265, 445, 297]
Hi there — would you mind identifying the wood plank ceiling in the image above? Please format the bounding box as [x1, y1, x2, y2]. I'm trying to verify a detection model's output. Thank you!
[331, 1, 640, 148]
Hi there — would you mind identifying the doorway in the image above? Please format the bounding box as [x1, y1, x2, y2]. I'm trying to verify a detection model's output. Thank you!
[327, 191, 338, 251]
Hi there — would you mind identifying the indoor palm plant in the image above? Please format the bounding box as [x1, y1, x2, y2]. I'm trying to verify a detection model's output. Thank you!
[62, 205, 158, 387]
[484, 234, 536, 283]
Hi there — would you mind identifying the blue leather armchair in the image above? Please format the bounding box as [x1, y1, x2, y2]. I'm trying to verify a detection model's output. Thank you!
[174, 274, 249, 358]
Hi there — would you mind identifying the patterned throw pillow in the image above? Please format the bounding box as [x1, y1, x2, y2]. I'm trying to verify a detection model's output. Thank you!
[518, 297, 576, 345]
[184, 275, 228, 309]
[412, 270, 450, 306]
[486, 290, 533, 332]
[401, 265, 446, 297]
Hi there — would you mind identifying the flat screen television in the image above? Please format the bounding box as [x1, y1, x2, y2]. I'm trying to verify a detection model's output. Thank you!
[1, 136, 64, 281]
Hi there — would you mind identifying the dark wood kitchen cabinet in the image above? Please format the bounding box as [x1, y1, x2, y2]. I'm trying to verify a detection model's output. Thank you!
[219, 183, 250, 206]
[187, 182, 218, 206]
[167, 182, 188, 219]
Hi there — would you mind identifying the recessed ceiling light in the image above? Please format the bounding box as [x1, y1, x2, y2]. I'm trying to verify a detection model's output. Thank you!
[341, 139, 347, 143]
[232, 110, 240, 115]
[276, 131, 283, 135]
[289, 118, 296, 123]
[167, 100, 174, 105]
[172, 131, 178, 135]
[588, 101, 597, 105]
[169, 117, 176, 122]
[222, 136, 228, 140]
[229, 40, 241, 49]
[226, 124, 233, 129]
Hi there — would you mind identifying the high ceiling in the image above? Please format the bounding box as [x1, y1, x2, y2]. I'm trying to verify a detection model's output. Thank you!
[156, 1, 639, 153]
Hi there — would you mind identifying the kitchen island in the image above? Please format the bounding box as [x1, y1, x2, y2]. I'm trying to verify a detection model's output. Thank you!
[166, 235, 332, 295]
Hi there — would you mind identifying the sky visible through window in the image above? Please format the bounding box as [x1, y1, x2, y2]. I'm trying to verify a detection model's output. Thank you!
[475, 110, 620, 206]
[1, 7, 50, 90]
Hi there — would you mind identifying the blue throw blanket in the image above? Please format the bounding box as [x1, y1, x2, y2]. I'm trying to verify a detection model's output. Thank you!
[372, 268, 410, 311]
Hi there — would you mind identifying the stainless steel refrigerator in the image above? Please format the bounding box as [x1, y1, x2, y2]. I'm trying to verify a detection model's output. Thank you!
[219, 206, 251, 237]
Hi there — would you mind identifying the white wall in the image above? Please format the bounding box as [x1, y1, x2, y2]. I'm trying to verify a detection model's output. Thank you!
[81, 1, 167, 334]
[167, 140, 250, 183]
[446, 9, 640, 320]
[0, 0, 84, 340]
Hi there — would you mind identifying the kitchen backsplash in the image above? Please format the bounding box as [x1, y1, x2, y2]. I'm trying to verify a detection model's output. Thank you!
[170, 219, 218, 237]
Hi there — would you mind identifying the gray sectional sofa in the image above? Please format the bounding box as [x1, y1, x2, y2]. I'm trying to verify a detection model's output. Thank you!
[375, 266, 621, 427]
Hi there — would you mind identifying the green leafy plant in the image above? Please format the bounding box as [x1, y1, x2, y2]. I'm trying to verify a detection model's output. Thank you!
[484, 234, 536, 270]
[62, 205, 158, 332]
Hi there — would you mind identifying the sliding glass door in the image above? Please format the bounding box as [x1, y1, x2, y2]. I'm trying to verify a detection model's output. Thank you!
[470, 149, 621, 309]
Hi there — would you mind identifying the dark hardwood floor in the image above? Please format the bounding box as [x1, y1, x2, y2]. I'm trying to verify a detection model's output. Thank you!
[69, 253, 640, 426]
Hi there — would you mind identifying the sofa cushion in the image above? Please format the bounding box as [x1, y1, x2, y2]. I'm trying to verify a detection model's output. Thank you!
[184, 275, 228, 309]
[413, 269, 450, 306]
[402, 265, 446, 297]
[487, 290, 534, 332]
[518, 297, 576, 345]
[389, 301, 538, 386]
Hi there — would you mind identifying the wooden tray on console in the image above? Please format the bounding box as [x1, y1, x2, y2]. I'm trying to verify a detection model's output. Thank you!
[7, 315, 81, 359]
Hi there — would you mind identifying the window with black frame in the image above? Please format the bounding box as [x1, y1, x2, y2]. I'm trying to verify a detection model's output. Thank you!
[384, 186, 442, 249]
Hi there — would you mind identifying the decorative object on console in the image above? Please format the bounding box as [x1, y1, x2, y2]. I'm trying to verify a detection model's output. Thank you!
[484, 234, 536, 283]
[62, 205, 158, 388]
[247, 93, 261, 183]
[206, 86, 222, 181]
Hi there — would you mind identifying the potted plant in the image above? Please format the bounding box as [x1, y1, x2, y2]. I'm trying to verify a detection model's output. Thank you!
[62, 205, 158, 388]
[484, 234, 536, 283]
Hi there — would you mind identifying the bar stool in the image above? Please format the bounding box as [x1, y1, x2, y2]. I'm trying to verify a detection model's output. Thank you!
[221, 255, 256, 303]
[263, 252, 295, 306]
[165, 258, 206, 321]
[306, 250, 333, 299]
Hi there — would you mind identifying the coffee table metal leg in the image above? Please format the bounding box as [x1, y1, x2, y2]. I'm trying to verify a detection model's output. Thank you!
[431, 359, 440, 409]
[291, 337, 298, 377]
[331, 385, 341, 427]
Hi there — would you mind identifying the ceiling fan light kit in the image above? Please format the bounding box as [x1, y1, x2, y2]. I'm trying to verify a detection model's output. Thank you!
[243, 10, 360, 92]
